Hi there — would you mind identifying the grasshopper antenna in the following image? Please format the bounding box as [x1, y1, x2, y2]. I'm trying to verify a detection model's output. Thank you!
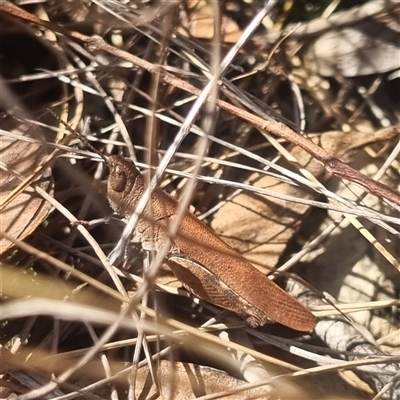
[47, 108, 110, 166]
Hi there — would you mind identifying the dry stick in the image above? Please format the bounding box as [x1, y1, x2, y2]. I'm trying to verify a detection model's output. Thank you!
[2, 1, 400, 209]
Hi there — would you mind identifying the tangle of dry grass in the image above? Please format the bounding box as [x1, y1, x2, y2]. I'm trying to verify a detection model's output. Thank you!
[1, 1, 399, 399]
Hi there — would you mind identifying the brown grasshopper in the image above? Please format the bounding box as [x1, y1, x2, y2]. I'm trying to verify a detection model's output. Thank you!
[107, 155, 316, 331]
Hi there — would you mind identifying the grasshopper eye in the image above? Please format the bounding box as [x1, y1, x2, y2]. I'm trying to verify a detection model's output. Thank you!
[110, 166, 127, 193]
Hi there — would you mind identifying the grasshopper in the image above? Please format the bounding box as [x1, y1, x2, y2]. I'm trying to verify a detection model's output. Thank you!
[107, 155, 315, 331]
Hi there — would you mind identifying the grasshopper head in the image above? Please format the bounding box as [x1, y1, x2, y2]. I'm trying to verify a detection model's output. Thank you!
[107, 155, 144, 216]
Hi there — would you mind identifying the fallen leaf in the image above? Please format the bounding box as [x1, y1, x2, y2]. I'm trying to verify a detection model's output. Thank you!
[211, 128, 399, 272]
[135, 360, 269, 399]
[0, 124, 53, 254]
